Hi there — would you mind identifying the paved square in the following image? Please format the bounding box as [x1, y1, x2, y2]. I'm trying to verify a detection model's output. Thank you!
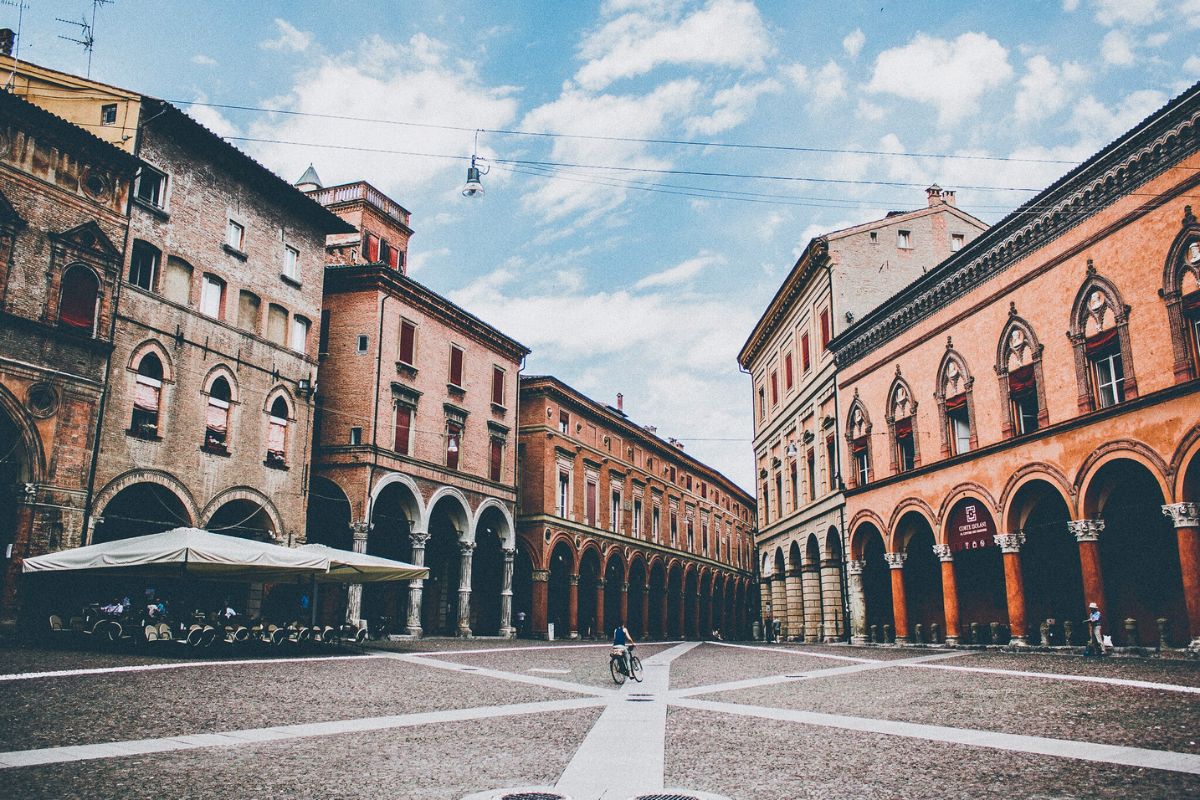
[0, 641, 1197, 799]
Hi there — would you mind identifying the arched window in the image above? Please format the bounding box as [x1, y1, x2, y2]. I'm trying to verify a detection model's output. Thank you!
[844, 391, 873, 488]
[162, 256, 193, 304]
[1162, 206, 1200, 382]
[59, 264, 99, 332]
[885, 371, 919, 474]
[129, 240, 160, 291]
[996, 306, 1048, 438]
[130, 353, 163, 439]
[204, 376, 232, 454]
[1068, 262, 1137, 412]
[266, 396, 289, 467]
[935, 341, 976, 457]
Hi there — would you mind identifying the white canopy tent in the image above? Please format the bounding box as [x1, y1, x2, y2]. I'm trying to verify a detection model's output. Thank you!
[298, 544, 427, 583]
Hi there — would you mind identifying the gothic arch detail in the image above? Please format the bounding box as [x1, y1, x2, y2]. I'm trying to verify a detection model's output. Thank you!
[1160, 205, 1200, 382]
[1067, 260, 1138, 411]
[934, 338, 978, 458]
[884, 368, 920, 474]
[995, 307, 1049, 439]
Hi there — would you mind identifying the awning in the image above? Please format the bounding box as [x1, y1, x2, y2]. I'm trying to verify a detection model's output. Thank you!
[298, 544, 428, 584]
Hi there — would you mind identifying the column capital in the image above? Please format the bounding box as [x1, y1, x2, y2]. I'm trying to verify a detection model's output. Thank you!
[459, 540, 476, 553]
[1068, 518, 1104, 542]
[932, 543, 953, 562]
[993, 532, 1026, 554]
[502, 546, 516, 559]
[350, 520, 372, 540]
[1162, 502, 1200, 528]
[884, 552, 906, 570]
[568, 573, 579, 586]
[596, 578, 606, 588]
[409, 530, 431, 547]
[621, 582, 630, 592]
[532, 569, 550, 582]
[845, 559, 865, 575]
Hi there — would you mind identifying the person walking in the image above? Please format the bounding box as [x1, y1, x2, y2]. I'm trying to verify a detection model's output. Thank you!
[1086, 602, 1108, 656]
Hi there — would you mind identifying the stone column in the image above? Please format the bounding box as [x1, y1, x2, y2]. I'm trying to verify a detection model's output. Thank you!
[820, 559, 844, 641]
[595, 578, 606, 638]
[1162, 502, 1200, 648]
[346, 521, 371, 625]
[769, 574, 788, 639]
[499, 547, 516, 638]
[532, 569, 549, 638]
[846, 560, 867, 644]
[620, 581, 630, 627]
[801, 563, 823, 644]
[662, 585, 672, 638]
[567, 573, 580, 638]
[994, 532, 1029, 646]
[405, 530, 430, 637]
[933, 544, 960, 645]
[456, 540, 475, 637]
[759, 579, 771, 630]
[1068, 519, 1105, 612]
[885, 552, 909, 642]
[783, 567, 804, 641]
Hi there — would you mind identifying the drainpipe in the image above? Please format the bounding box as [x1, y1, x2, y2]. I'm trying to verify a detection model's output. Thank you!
[826, 258, 852, 642]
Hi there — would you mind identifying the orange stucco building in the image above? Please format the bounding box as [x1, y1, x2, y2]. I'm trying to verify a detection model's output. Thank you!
[832, 82, 1200, 650]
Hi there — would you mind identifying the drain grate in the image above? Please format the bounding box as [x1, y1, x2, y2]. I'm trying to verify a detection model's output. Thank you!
[626, 697, 654, 702]
[633, 795, 702, 800]
[497, 794, 567, 800]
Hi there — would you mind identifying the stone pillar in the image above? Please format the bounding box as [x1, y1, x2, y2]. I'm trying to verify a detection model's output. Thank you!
[885, 552, 909, 642]
[567, 573, 580, 639]
[759, 579, 771, 629]
[769, 574, 788, 638]
[1162, 503, 1200, 648]
[846, 560, 867, 644]
[346, 521, 371, 625]
[661, 585, 672, 638]
[456, 540, 475, 637]
[499, 547, 516, 638]
[783, 567, 804, 641]
[620, 581, 630, 627]
[933, 544, 960, 645]
[532, 569, 549, 638]
[820, 559, 844, 641]
[595, 578, 606, 638]
[405, 530, 430, 637]
[1068, 519, 1105, 613]
[994, 532, 1028, 646]
[801, 563, 823, 644]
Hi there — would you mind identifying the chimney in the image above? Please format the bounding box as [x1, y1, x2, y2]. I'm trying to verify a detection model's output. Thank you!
[926, 184, 943, 207]
[0, 29, 14, 57]
[616, 393, 623, 412]
[943, 189, 955, 207]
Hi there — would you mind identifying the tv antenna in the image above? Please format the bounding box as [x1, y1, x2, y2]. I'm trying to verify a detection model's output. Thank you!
[56, 0, 112, 78]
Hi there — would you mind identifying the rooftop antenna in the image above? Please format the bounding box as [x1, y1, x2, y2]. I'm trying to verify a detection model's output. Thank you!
[56, 0, 111, 78]
[1, 1, 29, 91]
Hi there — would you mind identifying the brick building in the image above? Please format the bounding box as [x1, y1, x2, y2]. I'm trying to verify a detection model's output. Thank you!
[302, 175, 530, 637]
[0, 91, 139, 617]
[517, 376, 756, 640]
[832, 82, 1200, 650]
[739, 188, 986, 641]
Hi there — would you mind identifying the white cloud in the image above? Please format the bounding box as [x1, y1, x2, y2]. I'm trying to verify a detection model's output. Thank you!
[755, 210, 789, 240]
[856, 99, 885, 121]
[842, 29, 866, 59]
[866, 32, 1012, 126]
[192, 54, 217, 67]
[1062, 0, 1081, 10]
[1144, 31, 1169, 46]
[684, 79, 782, 135]
[783, 63, 808, 88]
[1069, 89, 1167, 140]
[183, 100, 238, 138]
[1093, 0, 1163, 26]
[260, 18, 313, 52]
[634, 252, 724, 289]
[1185, 55, 1200, 76]
[1101, 30, 1136, 66]
[406, 247, 449, 276]
[809, 61, 847, 107]
[1182, 0, 1200, 28]
[1015, 56, 1089, 124]
[574, 0, 772, 90]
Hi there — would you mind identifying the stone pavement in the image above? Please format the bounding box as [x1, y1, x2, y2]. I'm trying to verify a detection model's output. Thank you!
[0, 640, 1197, 799]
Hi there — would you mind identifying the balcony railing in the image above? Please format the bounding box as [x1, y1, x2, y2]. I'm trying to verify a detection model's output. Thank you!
[308, 182, 410, 226]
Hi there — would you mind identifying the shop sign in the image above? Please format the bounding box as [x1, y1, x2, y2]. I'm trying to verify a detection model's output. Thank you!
[947, 499, 995, 553]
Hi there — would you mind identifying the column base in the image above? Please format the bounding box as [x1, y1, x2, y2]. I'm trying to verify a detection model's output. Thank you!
[499, 626, 516, 639]
[405, 625, 423, 638]
[457, 627, 473, 638]
[851, 635, 868, 645]
[944, 636, 959, 647]
[1009, 636, 1028, 647]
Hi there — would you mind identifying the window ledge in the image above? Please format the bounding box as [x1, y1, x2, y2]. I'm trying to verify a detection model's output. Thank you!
[202, 443, 230, 457]
[126, 428, 161, 442]
[280, 272, 302, 288]
[263, 459, 289, 471]
[222, 243, 249, 261]
[447, 383, 466, 397]
[133, 197, 169, 221]
[491, 402, 507, 415]
[396, 361, 418, 378]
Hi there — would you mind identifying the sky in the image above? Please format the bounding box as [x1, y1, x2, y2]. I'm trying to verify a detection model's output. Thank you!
[5, 0, 1199, 491]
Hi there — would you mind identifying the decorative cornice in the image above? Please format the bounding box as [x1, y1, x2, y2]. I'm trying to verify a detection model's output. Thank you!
[739, 238, 830, 368]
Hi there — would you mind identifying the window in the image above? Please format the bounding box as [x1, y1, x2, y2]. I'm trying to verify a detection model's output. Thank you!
[59, 264, 99, 332]
[669, 466, 677, 483]
[610, 489, 621, 532]
[394, 405, 412, 454]
[238, 290, 260, 332]
[492, 366, 505, 406]
[670, 511, 678, 545]
[826, 435, 837, 491]
[100, 103, 117, 125]
[770, 371, 779, 406]
[266, 397, 288, 467]
[559, 410, 570, 434]
[702, 519, 709, 554]
[1008, 365, 1039, 435]
[806, 449, 815, 501]
[801, 333, 811, 371]
[852, 440, 869, 487]
[789, 461, 798, 509]
[135, 165, 165, 208]
[283, 245, 300, 282]
[1091, 349, 1124, 408]
[449, 345, 464, 387]
[200, 274, 226, 319]
[686, 515, 694, 549]
[163, 256, 193, 305]
[685, 475, 693, 491]
[226, 220, 245, 251]
[946, 398, 971, 455]
[128, 240, 159, 291]
[130, 354, 163, 438]
[757, 386, 766, 419]
[557, 471, 571, 517]
[897, 230, 912, 249]
[895, 419, 915, 472]
[398, 319, 417, 365]
[356, 334, 369, 354]
[585, 479, 598, 527]
[820, 309, 831, 349]
[349, 427, 363, 446]
[633, 498, 642, 538]
[784, 353, 794, 390]
[651, 505, 660, 542]
[775, 472, 783, 516]
[289, 315, 310, 354]
[489, 438, 503, 482]
[363, 232, 380, 263]
[319, 310, 331, 356]
[204, 377, 232, 453]
[445, 422, 462, 470]
[869, 231, 878, 244]
[951, 233, 964, 252]
[266, 303, 288, 345]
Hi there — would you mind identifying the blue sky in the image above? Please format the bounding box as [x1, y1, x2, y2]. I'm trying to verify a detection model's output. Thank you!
[6, 0, 1199, 490]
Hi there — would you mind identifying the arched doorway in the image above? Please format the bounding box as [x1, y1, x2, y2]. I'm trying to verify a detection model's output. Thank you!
[605, 555, 625, 634]
[1009, 480, 1079, 643]
[1087, 459, 1185, 646]
[856, 523, 893, 641]
[207, 499, 276, 542]
[804, 535, 825, 642]
[365, 481, 417, 634]
[547, 540, 574, 639]
[667, 562, 683, 639]
[945, 498, 1007, 641]
[470, 515, 505, 636]
[824, 528, 845, 641]
[683, 567, 699, 639]
[577, 548, 601, 639]
[628, 558, 648, 639]
[423, 494, 469, 636]
[649, 560, 667, 638]
[786, 541, 803, 641]
[306, 477, 352, 625]
[897, 512, 942, 642]
[94, 483, 191, 543]
[0, 401, 36, 610]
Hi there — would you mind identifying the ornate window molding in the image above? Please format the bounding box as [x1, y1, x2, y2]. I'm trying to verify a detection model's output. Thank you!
[884, 367, 920, 474]
[934, 337, 977, 458]
[1067, 260, 1137, 412]
[1160, 205, 1200, 382]
[994, 305, 1049, 439]
[843, 389, 873, 488]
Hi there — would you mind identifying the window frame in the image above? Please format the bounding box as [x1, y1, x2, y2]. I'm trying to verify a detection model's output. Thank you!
[225, 219, 245, 252]
[282, 245, 301, 282]
[200, 274, 226, 320]
[398, 318, 417, 366]
[134, 165, 167, 209]
[448, 344, 465, 388]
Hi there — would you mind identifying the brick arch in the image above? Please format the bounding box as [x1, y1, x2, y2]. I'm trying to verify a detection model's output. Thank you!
[128, 339, 175, 383]
[201, 363, 240, 400]
[1169, 423, 1200, 502]
[1160, 205, 1200, 381]
[200, 486, 285, 542]
[936, 482, 999, 538]
[263, 385, 295, 417]
[627, 551, 649, 584]
[92, 469, 199, 533]
[0, 381, 46, 484]
[543, 531, 578, 572]
[1076, 440, 1172, 516]
[999, 463, 1076, 530]
[887, 500, 937, 552]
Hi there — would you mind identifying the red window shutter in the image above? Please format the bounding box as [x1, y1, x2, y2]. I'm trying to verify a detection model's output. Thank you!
[784, 354, 794, 389]
[1008, 364, 1035, 394]
[770, 372, 778, 405]
[1085, 328, 1119, 354]
[395, 406, 411, 453]
[820, 309, 831, 348]
[945, 393, 967, 410]
[802, 334, 811, 371]
[388, 247, 401, 269]
[399, 321, 415, 364]
[489, 438, 503, 482]
[365, 234, 380, 263]
[586, 482, 597, 525]
[450, 346, 464, 386]
[60, 267, 99, 329]
[895, 418, 913, 438]
[492, 367, 504, 405]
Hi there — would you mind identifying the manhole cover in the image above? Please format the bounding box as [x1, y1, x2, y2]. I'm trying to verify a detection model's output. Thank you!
[626, 697, 654, 702]
[629, 791, 732, 800]
[499, 794, 567, 800]
[460, 788, 570, 800]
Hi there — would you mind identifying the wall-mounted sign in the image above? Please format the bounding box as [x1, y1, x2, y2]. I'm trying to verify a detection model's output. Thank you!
[947, 499, 995, 553]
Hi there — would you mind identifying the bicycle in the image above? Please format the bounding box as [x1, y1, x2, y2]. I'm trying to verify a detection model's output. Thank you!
[609, 645, 643, 684]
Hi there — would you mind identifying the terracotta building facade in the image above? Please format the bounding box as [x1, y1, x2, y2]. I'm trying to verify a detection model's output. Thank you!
[739, 187, 986, 641]
[517, 376, 756, 641]
[832, 82, 1200, 650]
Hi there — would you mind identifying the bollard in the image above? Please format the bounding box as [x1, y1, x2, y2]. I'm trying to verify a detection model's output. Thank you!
[752, 620, 761, 641]
[990, 621, 1001, 645]
[969, 621, 980, 645]
[1039, 620, 1050, 646]
[869, 624, 878, 644]
[930, 622, 941, 644]
[1124, 617, 1138, 648]
[1157, 618, 1169, 651]
[1063, 619, 1075, 646]
[914, 623, 924, 644]
[883, 623, 893, 643]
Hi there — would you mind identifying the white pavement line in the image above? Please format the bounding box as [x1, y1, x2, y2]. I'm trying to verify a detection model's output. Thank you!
[0, 653, 381, 682]
[673, 697, 1200, 775]
[381, 651, 615, 698]
[529, 668, 572, 674]
[709, 640, 880, 663]
[670, 650, 966, 699]
[0, 696, 606, 770]
[909, 662, 1200, 695]
[555, 641, 699, 800]
[403, 641, 685, 658]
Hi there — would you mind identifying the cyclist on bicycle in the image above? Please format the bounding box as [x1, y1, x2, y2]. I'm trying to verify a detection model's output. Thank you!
[612, 620, 636, 675]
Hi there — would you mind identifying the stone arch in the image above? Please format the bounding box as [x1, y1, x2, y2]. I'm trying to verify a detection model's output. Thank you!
[426, 486, 472, 540]
[886, 499, 936, 549]
[0, 381, 46, 484]
[578, 539, 604, 568]
[263, 385, 296, 417]
[201, 363, 240, 400]
[471, 498, 515, 548]
[995, 307, 1049, 438]
[203, 486, 285, 542]
[884, 368, 921, 472]
[848, 510, 888, 560]
[1160, 205, 1200, 382]
[1075, 440, 1172, 515]
[936, 483, 999, 542]
[370, 472, 426, 530]
[1067, 262, 1138, 409]
[92, 469, 200, 533]
[128, 339, 175, 383]
[999, 464, 1075, 532]
[934, 339, 978, 458]
[1169, 423, 1200, 502]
